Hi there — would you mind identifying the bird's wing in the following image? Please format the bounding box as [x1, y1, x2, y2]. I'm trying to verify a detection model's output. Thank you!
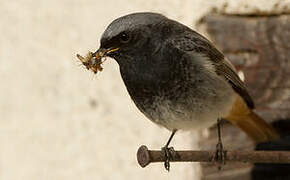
[171, 31, 254, 109]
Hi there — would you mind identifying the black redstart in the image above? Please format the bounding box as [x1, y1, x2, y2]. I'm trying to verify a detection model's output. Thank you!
[79, 12, 279, 170]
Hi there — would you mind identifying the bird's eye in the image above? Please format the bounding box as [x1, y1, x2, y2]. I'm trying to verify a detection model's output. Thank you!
[119, 32, 131, 43]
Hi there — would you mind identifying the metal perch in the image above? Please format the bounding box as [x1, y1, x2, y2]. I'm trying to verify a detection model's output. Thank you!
[137, 145, 290, 168]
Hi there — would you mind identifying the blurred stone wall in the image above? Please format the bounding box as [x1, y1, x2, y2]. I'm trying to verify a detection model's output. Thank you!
[1, 0, 289, 180]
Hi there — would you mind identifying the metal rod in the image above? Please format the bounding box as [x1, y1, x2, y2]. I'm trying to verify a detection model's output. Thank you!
[137, 145, 290, 168]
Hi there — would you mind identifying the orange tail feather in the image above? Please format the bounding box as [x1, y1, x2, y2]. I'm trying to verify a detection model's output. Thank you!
[226, 96, 279, 143]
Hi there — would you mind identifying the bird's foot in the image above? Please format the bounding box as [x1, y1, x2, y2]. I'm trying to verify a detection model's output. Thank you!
[214, 141, 225, 170]
[161, 146, 175, 171]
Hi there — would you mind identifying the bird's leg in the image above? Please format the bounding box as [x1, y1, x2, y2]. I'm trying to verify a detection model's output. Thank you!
[214, 118, 225, 169]
[161, 129, 177, 171]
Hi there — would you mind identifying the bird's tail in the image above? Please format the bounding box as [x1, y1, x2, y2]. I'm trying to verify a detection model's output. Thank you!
[226, 96, 279, 143]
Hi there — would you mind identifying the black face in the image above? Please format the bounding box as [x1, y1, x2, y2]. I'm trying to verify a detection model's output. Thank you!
[101, 31, 131, 51]
[98, 13, 170, 61]
[101, 31, 131, 48]
[100, 27, 154, 63]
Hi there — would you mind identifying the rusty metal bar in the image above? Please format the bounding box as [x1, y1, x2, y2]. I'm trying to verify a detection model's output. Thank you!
[137, 145, 290, 168]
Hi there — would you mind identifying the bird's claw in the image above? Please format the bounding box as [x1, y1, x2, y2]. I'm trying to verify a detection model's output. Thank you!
[161, 146, 175, 171]
[214, 141, 225, 170]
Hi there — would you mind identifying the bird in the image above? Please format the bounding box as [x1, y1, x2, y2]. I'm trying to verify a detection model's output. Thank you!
[91, 12, 279, 170]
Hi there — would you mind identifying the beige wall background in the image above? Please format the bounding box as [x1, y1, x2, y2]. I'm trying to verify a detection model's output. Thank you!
[1, 0, 288, 180]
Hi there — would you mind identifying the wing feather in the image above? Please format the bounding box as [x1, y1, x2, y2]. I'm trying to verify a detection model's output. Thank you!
[172, 31, 254, 108]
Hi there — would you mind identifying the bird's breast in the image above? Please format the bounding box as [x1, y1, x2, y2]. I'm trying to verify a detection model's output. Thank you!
[118, 55, 235, 131]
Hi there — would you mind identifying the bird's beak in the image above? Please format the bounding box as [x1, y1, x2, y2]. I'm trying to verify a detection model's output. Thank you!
[93, 47, 120, 59]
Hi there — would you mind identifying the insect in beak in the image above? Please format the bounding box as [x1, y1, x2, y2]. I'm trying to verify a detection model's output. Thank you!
[76, 47, 119, 74]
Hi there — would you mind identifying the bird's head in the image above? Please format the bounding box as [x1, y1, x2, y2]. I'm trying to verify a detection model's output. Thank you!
[93, 12, 172, 67]
[90, 12, 186, 90]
